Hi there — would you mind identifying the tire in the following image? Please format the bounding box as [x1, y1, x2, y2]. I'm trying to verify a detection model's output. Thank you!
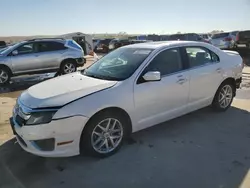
[0, 67, 11, 86]
[103, 46, 109, 53]
[60, 60, 77, 75]
[212, 81, 235, 112]
[80, 110, 129, 158]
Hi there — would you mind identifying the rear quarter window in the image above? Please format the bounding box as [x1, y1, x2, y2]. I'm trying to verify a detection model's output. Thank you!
[65, 40, 82, 51]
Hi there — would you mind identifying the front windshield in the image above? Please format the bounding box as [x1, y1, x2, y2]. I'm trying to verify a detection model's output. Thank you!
[0, 42, 21, 54]
[82, 47, 153, 81]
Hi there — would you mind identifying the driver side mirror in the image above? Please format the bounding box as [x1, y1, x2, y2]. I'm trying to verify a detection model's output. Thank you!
[12, 50, 18, 56]
[143, 71, 161, 82]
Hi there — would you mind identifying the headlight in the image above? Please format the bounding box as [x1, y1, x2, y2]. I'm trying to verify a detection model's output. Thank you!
[26, 111, 56, 125]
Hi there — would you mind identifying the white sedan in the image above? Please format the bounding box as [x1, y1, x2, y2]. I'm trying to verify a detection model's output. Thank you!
[10, 41, 243, 158]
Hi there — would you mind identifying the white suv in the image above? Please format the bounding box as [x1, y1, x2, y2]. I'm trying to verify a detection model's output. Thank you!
[10, 41, 243, 158]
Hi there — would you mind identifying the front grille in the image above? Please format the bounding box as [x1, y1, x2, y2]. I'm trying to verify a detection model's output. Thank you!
[33, 138, 55, 151]
[16, 135, 27, 147]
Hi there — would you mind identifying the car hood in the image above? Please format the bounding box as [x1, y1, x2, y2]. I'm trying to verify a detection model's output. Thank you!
[19, 72, 117, 109]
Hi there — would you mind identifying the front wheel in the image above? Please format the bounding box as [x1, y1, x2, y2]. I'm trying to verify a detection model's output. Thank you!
[212, 82, 235, 111]
[80, 111, 128, 157]
[0, 67, 11, 85]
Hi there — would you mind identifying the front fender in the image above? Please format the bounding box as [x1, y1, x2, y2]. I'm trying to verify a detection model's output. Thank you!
[53, 82, 135, 122]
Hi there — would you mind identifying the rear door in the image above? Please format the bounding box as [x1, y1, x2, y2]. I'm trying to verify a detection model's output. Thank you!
[184, 46, 223, 111]
[36, 41, 67, 70]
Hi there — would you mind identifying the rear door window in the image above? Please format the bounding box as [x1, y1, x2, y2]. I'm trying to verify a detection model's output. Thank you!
[37, 41, 66, 52]
[185, 47, 214, 68]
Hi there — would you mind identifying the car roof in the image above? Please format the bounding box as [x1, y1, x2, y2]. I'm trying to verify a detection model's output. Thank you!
[123, 41, 203, 49]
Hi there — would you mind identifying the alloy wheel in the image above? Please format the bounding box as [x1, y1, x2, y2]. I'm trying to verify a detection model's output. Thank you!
[0, 69, 8, 84]
[218, 85, 233, 108]
[64, 63, 76, 74]
[91, 118, 123, 154]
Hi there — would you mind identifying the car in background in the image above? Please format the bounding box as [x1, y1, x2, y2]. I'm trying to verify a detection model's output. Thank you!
[169, 33, 211, 43]
[10, 41, 243, 158]
[199, 34, 211, 40]
[0, 41, 6, 49]
[0, 38, 85, 85]
[210, 31, 238, 49]
[95, 38, 114, 53]
[109, 39, 131, 51]
[129, 40, 150, 44]
[93, 39, 101, 49]
[234, 30, 250, 49]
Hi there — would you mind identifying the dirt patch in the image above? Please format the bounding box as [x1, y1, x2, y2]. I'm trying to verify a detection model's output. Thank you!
[0, 98, 15, 145]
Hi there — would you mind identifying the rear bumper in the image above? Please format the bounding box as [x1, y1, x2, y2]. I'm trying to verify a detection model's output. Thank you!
[236, 77, 242, 89]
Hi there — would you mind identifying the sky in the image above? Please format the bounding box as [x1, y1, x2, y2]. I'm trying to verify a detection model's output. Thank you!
[1, 0, 250, 36]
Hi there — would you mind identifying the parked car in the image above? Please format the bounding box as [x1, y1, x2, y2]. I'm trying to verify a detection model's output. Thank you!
[93, 39, 101, 49]
[234, 30, 250, 49]
[108, 39, 130, 50]
[210, 31, 238, 49]
[129, 40, 149, 44]
[169, 33, 210, 43]
[0, 41, 6, 49]
[10, 41, 243, 158]
[95, 38, 114, 53]
[199, 34, 211, 40]
[0, 38, 85, 85]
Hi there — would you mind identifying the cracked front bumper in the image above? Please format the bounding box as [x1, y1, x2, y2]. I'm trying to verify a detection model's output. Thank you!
[10, 115, 89, 157]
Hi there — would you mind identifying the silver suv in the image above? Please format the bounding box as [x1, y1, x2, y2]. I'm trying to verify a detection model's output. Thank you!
[0, 38, 85, 85]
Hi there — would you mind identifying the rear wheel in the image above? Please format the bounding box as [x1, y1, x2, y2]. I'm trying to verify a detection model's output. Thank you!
[80, 111, 128, 157]
[0, 67, 11, 85]
[60, 60, 77, 75]
[212, 82, 235, 111]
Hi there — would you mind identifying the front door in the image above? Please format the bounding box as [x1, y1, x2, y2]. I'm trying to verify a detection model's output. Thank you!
[10, 42, 40, 74]
[184, 46, 223, 111]
[133, 47, 190, 131]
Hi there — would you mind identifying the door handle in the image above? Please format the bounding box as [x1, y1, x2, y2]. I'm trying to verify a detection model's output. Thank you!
[216, 68, 222, 73]
[177, 78, 187, 84]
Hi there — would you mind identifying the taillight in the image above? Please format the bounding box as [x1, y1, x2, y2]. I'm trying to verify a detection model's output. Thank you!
[236, 33, 239, 41]
[204, 39, 211, 43]
[224, 37, 232, 41]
